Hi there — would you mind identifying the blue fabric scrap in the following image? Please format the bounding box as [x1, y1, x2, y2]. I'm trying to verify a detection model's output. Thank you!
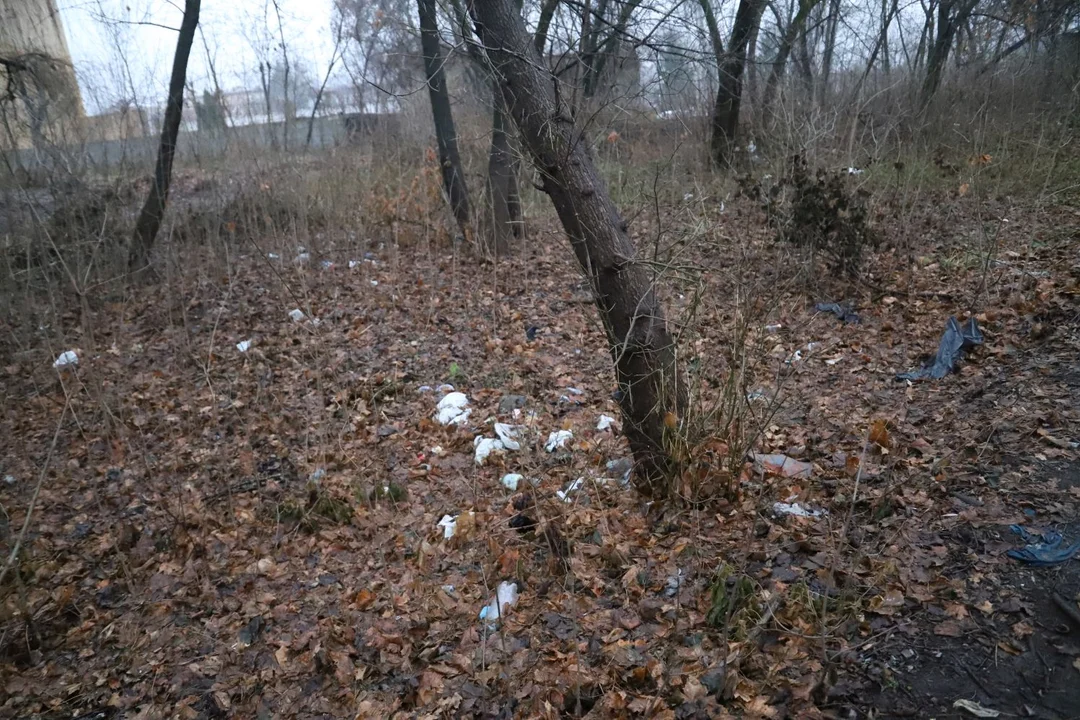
[1006, 524, 1080, 566]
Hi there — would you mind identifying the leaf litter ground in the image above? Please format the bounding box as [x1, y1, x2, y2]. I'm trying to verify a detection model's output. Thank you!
[1, 193, 1079, 719]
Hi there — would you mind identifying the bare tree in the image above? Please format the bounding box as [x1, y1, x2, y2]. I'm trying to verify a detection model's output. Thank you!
[468, 0, 686, 495]
[762, 0, 823, 114]
[418, 0, 472, 240]
[703, 0, 766, 166]
[307, 21, 347, 147]
[128, 0, 200, 272]
[921, 0, 978, 108]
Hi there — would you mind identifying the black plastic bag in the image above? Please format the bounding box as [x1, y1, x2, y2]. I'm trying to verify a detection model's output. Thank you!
[815, 302, 861, 323]
[897, 316, 983, 381]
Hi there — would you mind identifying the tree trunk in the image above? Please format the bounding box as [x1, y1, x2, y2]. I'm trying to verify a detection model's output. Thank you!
[468, 0, 686, 495]
[819, 0, 841, 104]
[920, 0, 976, 110]
[709, 0, 765, 167]
[762, 0, 820, 115]
[534, 0, 561, 54]
[583, 0, 643, 100]
[418, 0, 472, 240]
[129, 0, 200, 272]
[483, 79, 521, 254]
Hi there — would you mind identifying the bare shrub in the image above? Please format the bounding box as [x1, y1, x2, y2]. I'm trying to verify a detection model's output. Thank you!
[744, 155, 878, 275]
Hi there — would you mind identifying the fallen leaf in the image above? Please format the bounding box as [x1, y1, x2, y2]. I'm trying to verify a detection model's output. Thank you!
[934, 620, 964, 637]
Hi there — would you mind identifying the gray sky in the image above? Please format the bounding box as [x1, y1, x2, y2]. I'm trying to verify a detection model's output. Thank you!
[60, 0, 341, 113]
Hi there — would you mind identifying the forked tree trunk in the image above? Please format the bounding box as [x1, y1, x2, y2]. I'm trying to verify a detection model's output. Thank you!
[129, 0, 200, 272]
[418, 0, 472, 240]
[709, 0, 765, 167]
[468, 0, 686, 495]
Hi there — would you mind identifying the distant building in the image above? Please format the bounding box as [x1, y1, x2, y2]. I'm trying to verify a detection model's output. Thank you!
[0, 0, 85, 150]
[548, 47, 643, 104]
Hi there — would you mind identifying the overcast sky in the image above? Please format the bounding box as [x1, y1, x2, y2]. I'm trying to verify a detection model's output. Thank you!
[60, 0, 342, 113]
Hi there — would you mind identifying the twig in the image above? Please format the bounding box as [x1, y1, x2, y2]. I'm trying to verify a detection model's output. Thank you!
[0, 403, 66, 590]
[1052, 593, 1080, 630]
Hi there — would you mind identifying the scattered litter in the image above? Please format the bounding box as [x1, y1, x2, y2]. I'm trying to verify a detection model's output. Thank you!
[825, 357, 843, 366]
[236, 339, 252, 353]
[773, 501, 827, 518]
[294, 252, 311, 264]
[1006, 525, 1080, 566]
[435, 392, 471, 425]
[566, 387, 584, 396]
[53, 350, 79, 369]
[545, 430, 573, 452]
[815, 302, 861, 323]
[596, 414, 616, 431]
[746, 141, 757, 154]
[320, 259, 334, 270]
[438, 514, 458, 539]
[897, 316, 983, 381]
[474, 436, 503, 465]
[478, 581, 519, 624]
[310, 468, 326, 484]
[348, 259, 361, 269]
[501, 473, 523, 491]
[846, 167, 864, 176]
[441, 584, 455, 594]
[952, 699, 1000, 718]
[370, 280, 379, 286]
[418, 385, 433, 393]
[747, 388, 769, 402]
[493, 423, 522, 451]
[268, 252, 281, 260]
[3, 475, 15, 485]
[288, 309, 305, 322]
[683, 193, 694, 202]
[765, 323, 783, 333]
[474, 425, 523, 464]
[606, 457, 634, 487]
[664, 569, 686, 597]
[753, 453, 814, 479]
[556, 477, 585, 502]
[436, 384, 455, 393]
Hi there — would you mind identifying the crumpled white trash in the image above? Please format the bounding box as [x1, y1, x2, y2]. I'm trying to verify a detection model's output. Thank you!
[288, 308, 305, 322]
[438, 514, 458, 539]
[436, 392, 471, 425]
[53, 350, 79, 369]
[773, 501, 827, 518]
[478, 581, 519, 623]
[556, 477, 585, 503]
[501, 473, 523, 491]
[236, 339, 252, 353]
[545, 430, 573, 452]
[596, 415, 616, 431]
[474, 436, 503, 465]
[493, 423, 521, 451]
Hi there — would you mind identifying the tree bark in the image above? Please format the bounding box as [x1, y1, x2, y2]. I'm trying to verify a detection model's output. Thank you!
[709, 0, 765, 167]
[418, 0, 472, 240]
[129, 0, 200, 272]
[468, 0, 686, 495]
